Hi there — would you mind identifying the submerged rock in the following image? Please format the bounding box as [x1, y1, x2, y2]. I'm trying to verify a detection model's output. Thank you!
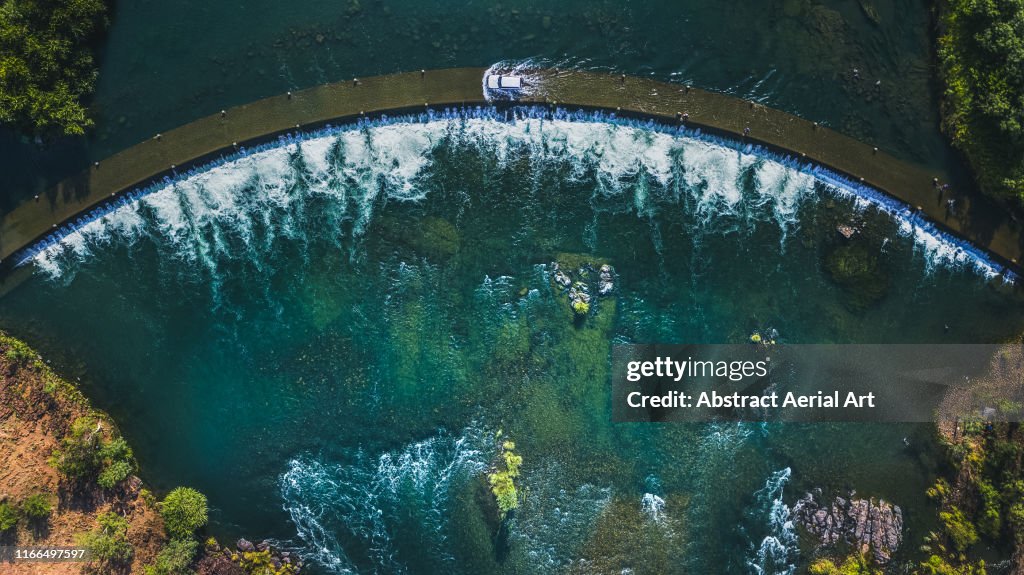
[793, 491, 903, 564]
[836, 223, 858, 239]
[824, 244, 890, 311]
[378, 215, 460, 260]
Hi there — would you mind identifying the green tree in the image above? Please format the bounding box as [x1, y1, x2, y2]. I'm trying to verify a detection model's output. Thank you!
[159, 487, 208, 540]
[938, 0, 1024, 199]
[0, 0, 108, 136]
[78, 511, 133, 566]
[49, 416, 104, 478]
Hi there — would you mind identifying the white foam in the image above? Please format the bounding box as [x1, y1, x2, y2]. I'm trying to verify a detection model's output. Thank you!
[280, 426, 489, 572]
[746, 467, 798, 575]
[26, 116, 1002, 285]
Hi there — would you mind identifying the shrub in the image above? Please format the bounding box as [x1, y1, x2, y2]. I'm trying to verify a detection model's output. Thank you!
[976, 480, 1002, 539]
[0, 501, 18, 531]
[98, 460, 134, 489]
[487, 440, 523, 519]
[927, 478, 950, 503]
[49, 416, 136, 487]
[237, 549, 299, 575]
[808, 554, 881, 575]
[940, 507, 979, 552]
[144, 538, 198, 575]
[159, 487, 208, 539]
[79, 511, 133, 566]
[1007, 499, 1024, 539]
[918, 554, 987, 575]
[49, 416, 103, 478]
[21, 493, 52, 520]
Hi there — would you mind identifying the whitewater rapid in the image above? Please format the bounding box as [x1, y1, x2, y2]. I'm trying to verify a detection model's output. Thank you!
[16, 108, 1012, 283]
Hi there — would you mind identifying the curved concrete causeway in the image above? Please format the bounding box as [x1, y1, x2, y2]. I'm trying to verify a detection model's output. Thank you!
[2, 67, 1022, 287]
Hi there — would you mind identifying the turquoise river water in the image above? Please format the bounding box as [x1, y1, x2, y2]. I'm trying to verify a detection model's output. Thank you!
[1, 0, 1023, 573]
[2, 111, 1024, 573]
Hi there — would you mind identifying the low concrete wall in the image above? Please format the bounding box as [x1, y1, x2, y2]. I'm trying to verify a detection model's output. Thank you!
[2, 67, 1019, 287]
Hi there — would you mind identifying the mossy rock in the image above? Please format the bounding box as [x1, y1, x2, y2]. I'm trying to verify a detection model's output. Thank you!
[824, 244, 890, 312]
[554, 252, 609, 271]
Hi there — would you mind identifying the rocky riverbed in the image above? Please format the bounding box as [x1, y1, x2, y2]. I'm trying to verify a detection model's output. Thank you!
[793, 490, 903, 564]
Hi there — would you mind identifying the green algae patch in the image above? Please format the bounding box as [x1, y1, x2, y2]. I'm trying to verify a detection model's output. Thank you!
[824, 243, 890, 312]
[567, 495, 687, 575]
[377, 215, 461, 261]
[553, 252, 609, 272]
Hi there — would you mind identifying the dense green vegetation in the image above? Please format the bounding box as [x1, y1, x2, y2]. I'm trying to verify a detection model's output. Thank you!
[914, 421, 1024, 573]
[20, 492, 52, 521]
[809, 554, 881, 575]
[0, 500, 17, 531]
[79, 511, 134, 568]
[937, 0, 1024, 199]
[48, 414, 137, 487]
[144, 538, 199, 575]
[0, 0, 108, 136]
[159, 486, 209, 540]
[487, 437, 523, 520]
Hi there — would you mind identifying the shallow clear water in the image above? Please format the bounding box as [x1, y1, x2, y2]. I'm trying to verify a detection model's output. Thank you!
[2, 116, 1023, 573]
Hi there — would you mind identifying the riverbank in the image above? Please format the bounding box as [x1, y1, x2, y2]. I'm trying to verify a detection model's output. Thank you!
[0, 331, 305, 575]
[0, 332, 165, 574]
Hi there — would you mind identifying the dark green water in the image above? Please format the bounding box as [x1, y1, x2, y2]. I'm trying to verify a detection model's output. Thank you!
[2, 0, 963, 211]
[2, 116, 1024, 573]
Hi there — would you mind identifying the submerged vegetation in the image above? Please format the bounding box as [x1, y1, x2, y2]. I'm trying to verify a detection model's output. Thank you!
[937, 0, 1024, 199]
[0, 0, 108, 136]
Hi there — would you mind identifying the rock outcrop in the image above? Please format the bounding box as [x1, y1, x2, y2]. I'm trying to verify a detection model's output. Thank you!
[549, 259, 615, 318]
[793, 490, 903, 564]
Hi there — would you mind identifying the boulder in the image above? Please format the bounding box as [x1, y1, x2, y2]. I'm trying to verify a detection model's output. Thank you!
[196, 554, 246, 575]
[569, 282, 591, 316]
[598, 264, 616, 296]
[236, 538, 255, 553]
[793, 491, 902, 564]
[551, 263, 573, 288]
